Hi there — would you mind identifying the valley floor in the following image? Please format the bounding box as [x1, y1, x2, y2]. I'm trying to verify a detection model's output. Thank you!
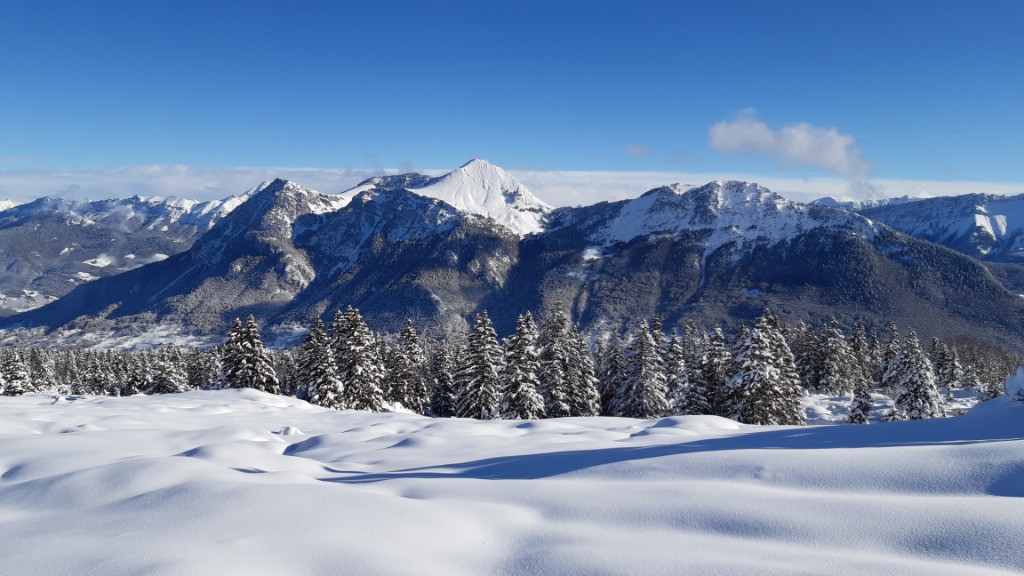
[0, 390, 1022, 575]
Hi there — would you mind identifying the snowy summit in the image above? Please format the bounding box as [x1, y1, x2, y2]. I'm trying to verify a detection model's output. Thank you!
[345, 159, 552, 236]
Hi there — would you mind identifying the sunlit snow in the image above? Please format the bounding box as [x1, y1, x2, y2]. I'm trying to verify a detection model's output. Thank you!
[0, 390, 1021, 575]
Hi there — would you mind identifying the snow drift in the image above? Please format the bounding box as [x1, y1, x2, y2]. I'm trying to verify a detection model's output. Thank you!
[0, 390, 1022, 575]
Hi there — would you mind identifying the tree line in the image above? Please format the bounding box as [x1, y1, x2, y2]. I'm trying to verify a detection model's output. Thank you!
[0, 306, 1017, 425]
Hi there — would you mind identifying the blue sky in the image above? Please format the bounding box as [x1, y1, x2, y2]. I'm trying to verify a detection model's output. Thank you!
[1, 0, 1023, 203]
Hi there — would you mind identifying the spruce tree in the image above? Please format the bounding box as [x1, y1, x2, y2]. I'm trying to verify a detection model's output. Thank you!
[499, 313, 545, 420]
[565, 327, 601, 416]
[848, 378, 873, 424]
[454, 311, 504, 419]
[816, 319, 854, 396]
[428, 342, 459, 417]
[891, 330, 943, 420]
[665, 331, 690, 415]
[0, 351, 32, 396]
[598, 334, 628, 416]
[334, 307, 386, 411]
[537, 305, 574, 417]
[725, 311, 806, 426]
[880, 324, 903, 397]
[150, 347, 189, 394]
[390, 320, 429, 414]
[613, 321, 670, 418]
[700, 328, 733, 416]
[223, 315, 280, 393]
[297, 318, 345, 409]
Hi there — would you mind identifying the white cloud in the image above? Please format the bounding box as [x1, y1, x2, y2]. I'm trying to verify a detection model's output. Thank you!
[624, 144, 653, 159]
[709, 109, 876, 198]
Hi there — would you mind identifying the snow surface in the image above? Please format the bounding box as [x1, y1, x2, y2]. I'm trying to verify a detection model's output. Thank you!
[0, 390, 1021, 575]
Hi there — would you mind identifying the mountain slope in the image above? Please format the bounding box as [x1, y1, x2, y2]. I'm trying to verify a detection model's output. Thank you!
[4, 173, 1024, 349]
[0, 187, 256, 314]
[856, 193, 1024, 261]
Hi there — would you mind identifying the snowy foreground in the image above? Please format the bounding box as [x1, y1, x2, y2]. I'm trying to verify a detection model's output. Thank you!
[1, 391, 1022, 576]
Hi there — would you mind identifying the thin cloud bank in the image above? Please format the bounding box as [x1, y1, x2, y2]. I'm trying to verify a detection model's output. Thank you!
[709, 109, 877, 198]
[1, 164, 1022, 209]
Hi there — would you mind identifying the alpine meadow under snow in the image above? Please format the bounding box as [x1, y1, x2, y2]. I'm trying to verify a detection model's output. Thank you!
[0, 389, 1022, 576]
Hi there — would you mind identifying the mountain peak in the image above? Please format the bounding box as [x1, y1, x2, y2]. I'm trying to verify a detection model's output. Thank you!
[341, 160, 552, 236]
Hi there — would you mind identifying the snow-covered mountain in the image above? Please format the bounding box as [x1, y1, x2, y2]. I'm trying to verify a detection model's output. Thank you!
[345, 159, 552, 236]
[810, 195, 920, 211]
[0, 187, 259, 314]
[6, 167, 1024, 349]
[854, 193, 1024, 261]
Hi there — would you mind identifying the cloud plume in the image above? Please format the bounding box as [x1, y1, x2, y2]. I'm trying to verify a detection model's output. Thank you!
[709, 109, 876, 197]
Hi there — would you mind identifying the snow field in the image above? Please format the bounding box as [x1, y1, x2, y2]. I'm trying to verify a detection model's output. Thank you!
[0, 390, 1022, 575]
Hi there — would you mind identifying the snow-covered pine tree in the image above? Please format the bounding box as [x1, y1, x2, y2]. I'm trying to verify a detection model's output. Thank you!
[930, 339, 963, 394]
[676, 332, 714, 415]
[334, 307, 386, 411]
[149, 347, 189, 394]
[790, 321, 823, 391]
[297, 318, 345, 409]
[121, 352, 152, 396]
[537, 305, 574, 418]
[565, 328, 601, 416]
[499, 313, 545, 420]
[25, 349, 57, 393]
[816, 319, 855, 396]
[389, 320, 430, 414]
[0, 351, 32, 396]
[848, 377, 873, 424]
[725, 311, 806, 426]
[891, 329, 944, 420]
[701, 328, 733, 416]
[665, 331, 690, 414]
[849, 322, 871, 385]
[598, 334, 627, 416]
[223, 315, 280, 393]
[428, 342, 459, 417]
[454, 310, 504, 420]
[613, 321, 670, 418]
[880, 324, 902, 397]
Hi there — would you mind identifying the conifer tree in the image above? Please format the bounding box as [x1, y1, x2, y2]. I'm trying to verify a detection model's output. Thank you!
[499, 313, 545, 420]
[816, 319, 854, 396]
[0, 351, 32, 396]
[725, 311, 806, 426]
[428, 342, 459, 417]
[297, 318, 345, 409]
[848, 378, 873, 424]
[880, 324, 903, 396]
[333, 307, 386, 411]
[700, 328, 733, 416]
[665, 331, 690, 414]
[389, 320, 430, 414]
[566, 327, 601, 416]
[223, 315, 280, 393]
[454, 311, 504, 419]
[25, 349, 57, 392]
[150, 347, 189, 394]
[598, 334, 628, 416]
[613, 321, 670, 418]
[891, 330, 943, 420]
[537, 305, 574, 417]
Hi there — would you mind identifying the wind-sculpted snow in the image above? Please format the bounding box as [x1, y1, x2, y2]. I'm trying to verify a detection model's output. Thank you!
[0, 390, 1021, 575]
